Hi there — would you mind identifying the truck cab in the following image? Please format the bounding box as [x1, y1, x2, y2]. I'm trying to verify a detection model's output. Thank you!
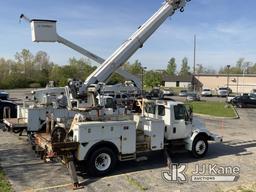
[144, 100, 192, 140]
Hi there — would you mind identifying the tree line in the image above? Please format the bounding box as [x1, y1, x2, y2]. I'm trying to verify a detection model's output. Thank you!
[1, 49, 256, 89]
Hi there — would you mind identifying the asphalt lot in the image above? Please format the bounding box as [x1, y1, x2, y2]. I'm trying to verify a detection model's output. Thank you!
[0, 89, 256, 192]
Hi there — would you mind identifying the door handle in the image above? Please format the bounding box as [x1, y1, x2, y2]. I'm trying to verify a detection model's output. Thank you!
[173, 127, 176, 134]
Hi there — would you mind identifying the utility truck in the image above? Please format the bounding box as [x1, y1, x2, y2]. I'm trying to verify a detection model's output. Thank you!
[6, 0, 222, 188]
[65, 99, 222, 176]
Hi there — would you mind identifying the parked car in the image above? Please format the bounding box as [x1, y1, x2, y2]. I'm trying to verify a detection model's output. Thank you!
[162, 90, 175, 100]
[0, 100, 17, 122]
[231, 94, 256, 108]
[251, 89, 256, 94]
[179, 90, 188, 97]
[201, 88, 212, 97]
[0, 90, 9, 100]
[148, 88, 163, 99]
[217, 87, 229, 97]
[186, 92, 200, 101]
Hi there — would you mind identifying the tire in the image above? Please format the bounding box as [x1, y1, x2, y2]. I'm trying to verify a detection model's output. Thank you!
[191, 135, 208, 158]
[87, 147, 117, 177]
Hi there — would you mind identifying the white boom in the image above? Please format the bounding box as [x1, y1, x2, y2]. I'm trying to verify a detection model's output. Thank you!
[20, 17, 142, 88]
[79, 0, 189, 95]
[56, 36, 142, 88]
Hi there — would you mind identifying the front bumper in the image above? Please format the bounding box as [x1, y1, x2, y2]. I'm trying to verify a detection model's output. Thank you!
[208, 133, 223, 143]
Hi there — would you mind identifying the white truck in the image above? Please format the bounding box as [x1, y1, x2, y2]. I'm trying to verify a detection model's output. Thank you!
[11, 0, 222, 187]
[67, 100, 222, 176]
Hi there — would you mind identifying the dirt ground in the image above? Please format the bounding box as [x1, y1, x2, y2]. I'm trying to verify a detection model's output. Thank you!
[0, 89, 256, 192]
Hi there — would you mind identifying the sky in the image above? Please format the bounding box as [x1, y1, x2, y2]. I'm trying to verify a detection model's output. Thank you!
[1, 0, 256, 71]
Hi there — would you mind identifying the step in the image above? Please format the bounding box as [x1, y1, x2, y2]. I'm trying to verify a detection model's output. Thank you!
[120, 153, 136, 161]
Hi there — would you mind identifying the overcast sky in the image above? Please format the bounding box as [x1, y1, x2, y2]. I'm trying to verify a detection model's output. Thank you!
[1, 0, 256, 71]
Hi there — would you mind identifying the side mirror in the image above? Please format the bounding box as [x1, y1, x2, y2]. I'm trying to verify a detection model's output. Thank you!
[187, 106, 193, 122]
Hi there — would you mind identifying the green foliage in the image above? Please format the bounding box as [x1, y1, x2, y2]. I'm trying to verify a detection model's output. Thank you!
[125, 60, 143, 75]
[0, 50, 96, 89]
[107, 73, 125, 85]
[219, 58, 256, 74]
[166, 57, 176, 76]
[144, 70, 162, 88]
[0, 167, 12, 192]
[179, 57, 191, 76]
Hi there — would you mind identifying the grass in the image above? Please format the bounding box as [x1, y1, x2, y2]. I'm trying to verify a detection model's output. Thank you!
[0, 167, 12, 192]
[126, 175, 148, 191]
[187, 101, 236, 117]
[215, 183, 256, 192]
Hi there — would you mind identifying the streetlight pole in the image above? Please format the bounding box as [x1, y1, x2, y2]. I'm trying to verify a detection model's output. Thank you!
[227, 65, 231, 91]
[141, 67, 147, 97]
[242, 67, 247, 93]
[193, 35, 196, 92]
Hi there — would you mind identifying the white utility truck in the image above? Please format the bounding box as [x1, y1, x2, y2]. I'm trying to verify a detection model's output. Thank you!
[8, 0, 222, 188]
[67, 99, 222, 176]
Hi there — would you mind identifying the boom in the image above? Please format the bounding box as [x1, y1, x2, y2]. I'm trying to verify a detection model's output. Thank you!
[20, 16, 142, 88]
[57, 36, 142, 88]
[80, 0, 189, 95]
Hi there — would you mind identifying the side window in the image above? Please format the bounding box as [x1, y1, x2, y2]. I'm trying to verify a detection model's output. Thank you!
[145, 102, 156, 114]
[105, 98, 114, 108]
[158, 105, 165, 116]
[174, 104, 187, 120]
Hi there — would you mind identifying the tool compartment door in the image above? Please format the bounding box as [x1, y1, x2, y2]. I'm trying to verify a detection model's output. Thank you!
[121, 122, 136, 154]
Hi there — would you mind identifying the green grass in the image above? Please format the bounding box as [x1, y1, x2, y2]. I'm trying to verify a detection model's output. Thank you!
[0, 167, 12, 192]
[187, 101, 236, 117]
[126, 175, 148, 191]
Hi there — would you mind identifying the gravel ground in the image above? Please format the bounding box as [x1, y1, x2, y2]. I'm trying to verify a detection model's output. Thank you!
[0, 89, 255, 192]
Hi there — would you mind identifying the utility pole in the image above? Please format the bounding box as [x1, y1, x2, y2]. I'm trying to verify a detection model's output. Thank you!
[141, 67, 147, 97]
[227, 65, 231, 92]
[193, 35, 196, 91]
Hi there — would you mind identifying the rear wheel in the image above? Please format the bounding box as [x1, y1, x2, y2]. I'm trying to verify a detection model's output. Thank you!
[191, 135, 208, 158]
[87, 147, 117, 177]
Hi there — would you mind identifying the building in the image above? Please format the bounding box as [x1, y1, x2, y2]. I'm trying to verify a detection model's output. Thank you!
[196, 74, 256, 94]
[164, 75, 202, 90]
[164, 74, 256, 94]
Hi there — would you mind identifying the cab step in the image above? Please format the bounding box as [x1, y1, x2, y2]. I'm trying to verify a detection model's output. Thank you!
[120, 153, 136, 161]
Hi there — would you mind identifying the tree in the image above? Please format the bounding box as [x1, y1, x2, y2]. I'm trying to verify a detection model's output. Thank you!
[236, 58, 244, 70]
[195, 64, 204, 74]
[125, 60, 143, 75]
[179, 57, 190, 76]
[15, 49, 34, 79]
[107, 73, 125, 85]
[144, 70, 162, 88]
[33, 51, 53, 86]
[219, 58, 253, 74]
[248, 63, 256, 74]
[166, 57, 176, 76]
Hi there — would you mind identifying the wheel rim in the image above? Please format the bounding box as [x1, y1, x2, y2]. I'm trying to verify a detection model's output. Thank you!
[195, 140, 206, 155]
[95, 153, 111, 171]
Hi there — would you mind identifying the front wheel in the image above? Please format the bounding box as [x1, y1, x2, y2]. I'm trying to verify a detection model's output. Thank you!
[191, 135, 208, 158]
[87, 147, 117, 177]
